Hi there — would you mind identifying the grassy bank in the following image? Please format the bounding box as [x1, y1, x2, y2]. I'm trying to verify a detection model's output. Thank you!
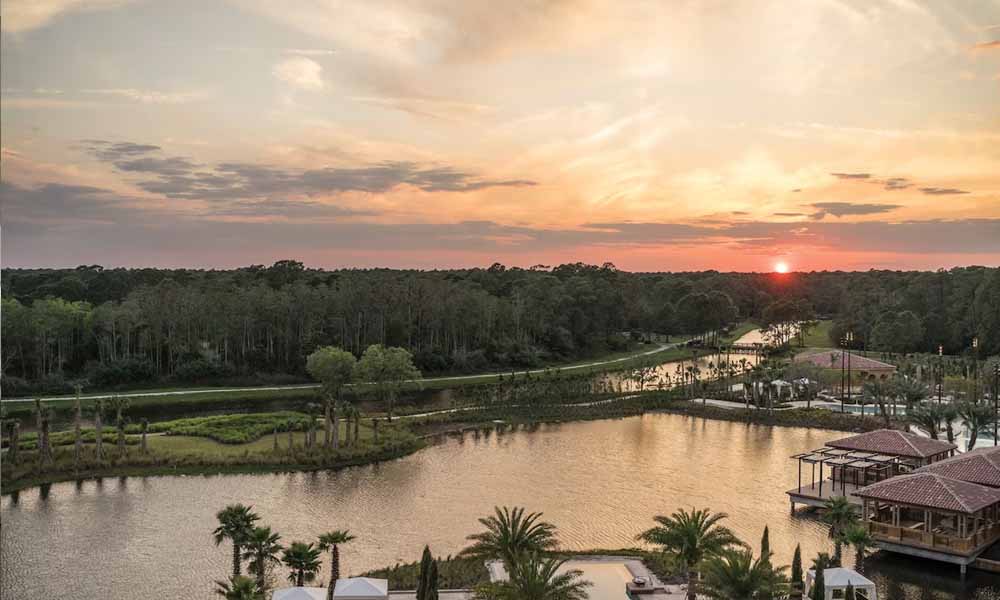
[1, 417, 420, 494]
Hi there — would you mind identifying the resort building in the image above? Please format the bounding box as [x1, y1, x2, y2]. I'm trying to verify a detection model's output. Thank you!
[794, 350, 896, 381]
[855, 472, 1000, 573]
[787, 429, 957, 510]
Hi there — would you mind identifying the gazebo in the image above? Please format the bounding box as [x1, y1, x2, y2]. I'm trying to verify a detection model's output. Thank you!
[806, 568, 876, 600]
[333, 577, 389, 600]
[855, 472, 1000, 573]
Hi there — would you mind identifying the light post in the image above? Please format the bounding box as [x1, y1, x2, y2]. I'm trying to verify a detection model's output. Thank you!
[936, 345, 944, 406]
[994, 363, 999, 447]
[848, 332, 854, 407]
[972, 336, 980, 403]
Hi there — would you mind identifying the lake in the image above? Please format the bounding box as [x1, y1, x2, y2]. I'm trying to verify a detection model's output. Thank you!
[2, 414, 995, 599]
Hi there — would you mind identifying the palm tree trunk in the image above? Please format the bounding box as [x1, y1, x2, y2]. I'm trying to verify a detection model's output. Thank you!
[332, 404, 340, 450]
[256, 557, 266, 591]
[297, 570, 305, 587]
[328, 546, 340, 600]
[95, 410, 104, 460]
[324, 400, 332, 448]
[74, 395, 83, 469]
[686, 569, 697, 600]
[233, 543, 242, 577]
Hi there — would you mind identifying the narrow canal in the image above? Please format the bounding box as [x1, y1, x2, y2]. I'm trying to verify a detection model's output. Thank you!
[2, 414, 994, 599]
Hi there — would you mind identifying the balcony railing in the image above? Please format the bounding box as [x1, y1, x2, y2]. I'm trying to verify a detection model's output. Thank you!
[867, 521, 1000, 555]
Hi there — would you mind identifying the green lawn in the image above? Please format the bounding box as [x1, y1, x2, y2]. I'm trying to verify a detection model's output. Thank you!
[800, 319, 834, 348]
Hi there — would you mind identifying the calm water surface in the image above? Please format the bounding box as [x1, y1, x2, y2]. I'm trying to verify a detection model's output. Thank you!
[2, 414, 995, 599]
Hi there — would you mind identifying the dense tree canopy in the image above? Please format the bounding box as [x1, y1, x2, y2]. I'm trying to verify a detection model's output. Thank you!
[2, 262, 997, 393]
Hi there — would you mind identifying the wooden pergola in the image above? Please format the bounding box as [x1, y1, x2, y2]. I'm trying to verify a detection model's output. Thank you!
[790, 447, 896, 499]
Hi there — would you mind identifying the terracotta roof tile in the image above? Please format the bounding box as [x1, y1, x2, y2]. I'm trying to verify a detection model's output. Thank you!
[854, 473, 1000, 513]
[826, 429, 956, 459]
[917, 446, 1000, 488]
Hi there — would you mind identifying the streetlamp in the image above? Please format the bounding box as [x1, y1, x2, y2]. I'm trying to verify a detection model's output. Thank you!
[972, 336, 980, 403]
[994, 363, 1000, 447]
[936, 345, 944, 406]
[841, 331, 854, 413]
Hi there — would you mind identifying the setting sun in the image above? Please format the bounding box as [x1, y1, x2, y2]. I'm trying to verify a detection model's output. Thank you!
[774, 262, 790, 274]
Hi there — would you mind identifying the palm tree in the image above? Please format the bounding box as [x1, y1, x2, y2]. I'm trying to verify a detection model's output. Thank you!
[637, 508, 744, 600]
[462, 506, 558, 567]
[243, 526, 283, 592]
[862, 380, 892, 427]
[892, 375, 928, 412]
[958, 401, 995, 450]
[842, 525, 873, 573]
[215, 575, 262, 600]
[283, 542, 322, 586]
[942, 404, 959, 444]
[821, 497, 856, 566]
[318, 530, 356, 599]
[214, 504, 260, 578]
[107, 394, 130, 455]
[909, 402, 942, 439]
[93, 399, 105, 460]
[700, 548, 789, 600]
[474, 553, 590, 600]
[73, 383, 84, 468]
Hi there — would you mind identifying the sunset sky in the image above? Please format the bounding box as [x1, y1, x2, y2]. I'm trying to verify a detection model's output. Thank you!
[2, 0, 999, 272]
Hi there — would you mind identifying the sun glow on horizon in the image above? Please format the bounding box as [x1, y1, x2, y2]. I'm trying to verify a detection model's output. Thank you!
[774, 261, 790, 274]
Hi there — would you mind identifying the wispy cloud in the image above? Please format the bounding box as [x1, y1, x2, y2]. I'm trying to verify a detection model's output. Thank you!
[83, 140, 537, 200]
[272, 57, 325, 91]
[920, 187, 969, 195]
[810, 202, 901, 219]
[0, 0, 129, 33]
[82, 88, 208, 104]
[971, 40, 1000, 51]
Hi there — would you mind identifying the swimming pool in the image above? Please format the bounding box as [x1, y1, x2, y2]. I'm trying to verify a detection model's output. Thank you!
[560, 561, 635, 600]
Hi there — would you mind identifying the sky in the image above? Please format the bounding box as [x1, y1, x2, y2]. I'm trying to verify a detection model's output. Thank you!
[1, 0, 999, 272]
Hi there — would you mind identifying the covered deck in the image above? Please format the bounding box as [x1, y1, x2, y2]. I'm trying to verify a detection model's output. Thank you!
[855, 473, 1000, 572]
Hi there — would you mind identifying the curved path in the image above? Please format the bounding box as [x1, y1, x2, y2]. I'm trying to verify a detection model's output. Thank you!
[2, 341, 681, 405]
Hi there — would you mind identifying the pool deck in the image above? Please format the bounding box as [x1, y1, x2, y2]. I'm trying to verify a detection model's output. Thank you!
[487, 555, 687, 599]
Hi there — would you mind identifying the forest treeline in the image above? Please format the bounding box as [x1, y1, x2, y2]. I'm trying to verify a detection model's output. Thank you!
[2, 261, 998, 394]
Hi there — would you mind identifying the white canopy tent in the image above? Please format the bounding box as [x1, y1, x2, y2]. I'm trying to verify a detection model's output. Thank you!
[272, 588, 327, 600]
[333, 577, 389, 600]
[806, 568, 877, 600]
